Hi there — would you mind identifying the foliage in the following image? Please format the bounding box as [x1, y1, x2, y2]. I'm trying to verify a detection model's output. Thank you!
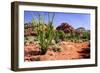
[34, 57, 40, 61]
[54, 30, 66, 43]
[64, 31, 90, 42]
[52, 45, 62, 52]
[81, 31, 90, 40]
[33, 13, 55, 55]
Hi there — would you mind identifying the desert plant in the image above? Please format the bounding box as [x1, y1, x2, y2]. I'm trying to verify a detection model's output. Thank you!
[35, 13, 55, 55]
[82, 31, 90, 40]
[54, 30, 66, 43]
[52, 45, 62, 52]
[32, 17, 38, 27]
[34, 57, 41, 61]
[54, 31, 61, 43]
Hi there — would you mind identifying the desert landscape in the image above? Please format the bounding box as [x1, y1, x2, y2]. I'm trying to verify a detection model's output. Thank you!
[24, 12, 90, 61]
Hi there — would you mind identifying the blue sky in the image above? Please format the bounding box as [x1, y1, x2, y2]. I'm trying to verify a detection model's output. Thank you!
[24, 11, 90, 30]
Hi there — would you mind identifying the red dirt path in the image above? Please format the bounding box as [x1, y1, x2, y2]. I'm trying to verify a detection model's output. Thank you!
[24, 41, 90, 61]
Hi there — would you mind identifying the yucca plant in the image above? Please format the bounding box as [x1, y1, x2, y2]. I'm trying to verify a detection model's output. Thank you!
[35, 13, 55, 55]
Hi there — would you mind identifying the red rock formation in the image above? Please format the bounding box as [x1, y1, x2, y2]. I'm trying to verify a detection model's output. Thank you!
[56, 23, 75, 33]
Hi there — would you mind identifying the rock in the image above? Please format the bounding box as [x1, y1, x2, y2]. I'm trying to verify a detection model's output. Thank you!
[56, 23, 75, 33]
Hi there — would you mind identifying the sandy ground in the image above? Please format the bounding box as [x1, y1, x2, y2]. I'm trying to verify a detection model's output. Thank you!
[24, 41, 90, 61]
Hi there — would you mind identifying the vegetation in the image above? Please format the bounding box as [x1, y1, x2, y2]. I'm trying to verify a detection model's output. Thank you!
[31, 13, 55, 54]
[54, 30, 66, 43]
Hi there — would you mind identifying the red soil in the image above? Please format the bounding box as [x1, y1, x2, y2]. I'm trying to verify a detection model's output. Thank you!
[24, 41, 90, 61]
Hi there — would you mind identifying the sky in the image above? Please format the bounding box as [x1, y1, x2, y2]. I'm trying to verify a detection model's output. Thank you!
[24, 11, 90, 30]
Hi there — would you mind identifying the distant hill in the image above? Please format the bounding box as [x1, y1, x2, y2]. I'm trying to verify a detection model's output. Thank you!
[75, 27, 86, 35]
[76, 27, 86, 32]
[56, 23, 75, 33]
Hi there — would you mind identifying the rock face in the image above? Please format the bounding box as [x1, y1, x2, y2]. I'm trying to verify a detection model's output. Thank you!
[56, 23, 75, 33]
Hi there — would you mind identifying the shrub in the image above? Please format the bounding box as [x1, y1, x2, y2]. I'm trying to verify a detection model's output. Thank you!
[54, 30, 66, 43]
[34, 13, 55, 55]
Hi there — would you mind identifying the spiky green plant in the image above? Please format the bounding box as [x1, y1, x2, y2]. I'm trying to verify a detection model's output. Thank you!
[35, 13, 55, 55]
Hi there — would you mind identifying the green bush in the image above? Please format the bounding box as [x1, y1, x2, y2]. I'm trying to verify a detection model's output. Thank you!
[55, 30, 66, 43]
[82, 31, 90, 40]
